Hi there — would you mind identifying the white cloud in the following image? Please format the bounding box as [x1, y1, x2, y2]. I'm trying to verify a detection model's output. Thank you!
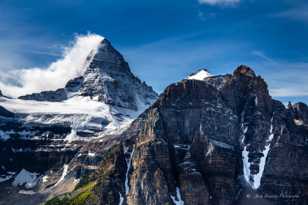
[251, 50, 277, 64]
[0, 34, 103, 97]
[270, 87, 308, 97]
[198, 0, 240, 6]
[198, 11, 217, 21]
[268, 65, 308, 97]
[251, 51, 308, 97]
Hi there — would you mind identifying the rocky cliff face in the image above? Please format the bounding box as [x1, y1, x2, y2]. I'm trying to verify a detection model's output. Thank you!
[0, 105, 14, 118]
[78, 66, 308, 205]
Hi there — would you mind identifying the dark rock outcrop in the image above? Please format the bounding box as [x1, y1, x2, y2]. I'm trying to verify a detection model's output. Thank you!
[82, 66, 308, 205]
[0, 106, 14, 118]
[19, 77, 83, 102]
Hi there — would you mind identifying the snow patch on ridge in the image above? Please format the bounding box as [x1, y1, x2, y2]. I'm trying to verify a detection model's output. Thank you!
[118, 192, 124, 205]
[294, 119, 304, 126]
[53, 164, 69, 187]
[187, 69, 212, 81]
[124, 147, 135, 195]
[12, 169, 39, 189]
[64, 129, 78, 143]
[88, 152, 96, 157]
[242, 118, 275, 190]
[42, 175, 49, 183]
[0, 96, 109, 116]
[0, 172, 15, 183]
[0, 96, 136, 139]
[171, 187, 185, 205]
[253, 118, 274, 189]
[0, 130, 10, 141]
[242, 146, 251, 187]
[205, 143, 214, 157]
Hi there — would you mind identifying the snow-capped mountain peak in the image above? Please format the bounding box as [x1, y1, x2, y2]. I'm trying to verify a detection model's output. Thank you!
[187, 68, 212, 80]
[1, 36, 158, 141]
[19, 37, 157, 110]
[0, 35, 159, 203]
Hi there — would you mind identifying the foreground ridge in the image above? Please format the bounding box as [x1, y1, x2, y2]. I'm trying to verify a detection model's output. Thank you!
[77, 65, 308, 205]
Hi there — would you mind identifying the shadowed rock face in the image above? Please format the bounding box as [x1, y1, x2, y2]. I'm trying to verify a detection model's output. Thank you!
[0, 106, 14, 118]
[18, 77, 84, 102]
[291, 102, 308, 125]
[85, 66, 308, 205]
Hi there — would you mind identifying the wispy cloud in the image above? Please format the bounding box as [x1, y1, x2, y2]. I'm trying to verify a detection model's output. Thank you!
[251, 50, 308, 97]
[267, 63, 308, 97]
[122, 34, 253, 92]
[198, 10, 217, 21]
[0, 34, 103, 97]
[273, 5, 308, 23]
[124, 37, 308, 100]
[198, 0, 240, 6]
[251, 50, 277, 64]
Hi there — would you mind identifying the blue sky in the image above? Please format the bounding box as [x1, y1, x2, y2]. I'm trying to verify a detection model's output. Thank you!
[0, 0, 308, 103]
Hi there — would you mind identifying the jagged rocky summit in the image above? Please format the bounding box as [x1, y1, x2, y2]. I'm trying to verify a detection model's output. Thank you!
[0, 37, 157, 204]
[67, 65, 308, 205]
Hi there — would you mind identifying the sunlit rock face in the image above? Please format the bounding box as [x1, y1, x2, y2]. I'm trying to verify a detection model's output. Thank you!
[84, 66, 308, 205]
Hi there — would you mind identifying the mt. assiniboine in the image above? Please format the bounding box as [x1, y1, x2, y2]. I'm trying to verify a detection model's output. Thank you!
[0, 36, 307, 205]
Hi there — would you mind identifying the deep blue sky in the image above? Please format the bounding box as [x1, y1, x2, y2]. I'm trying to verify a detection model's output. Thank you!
[0, 0, 308, 103]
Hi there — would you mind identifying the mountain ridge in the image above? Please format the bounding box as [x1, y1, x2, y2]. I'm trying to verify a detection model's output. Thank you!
[0, 37, 307, 205]
[75, 65, 308, 205]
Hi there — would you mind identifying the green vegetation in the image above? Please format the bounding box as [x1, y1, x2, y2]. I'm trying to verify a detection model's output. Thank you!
[45, 144, 122, 205]
[45, 181, 98, 205]
[45, 196, 70, 205]
[69, 189, 93, 205]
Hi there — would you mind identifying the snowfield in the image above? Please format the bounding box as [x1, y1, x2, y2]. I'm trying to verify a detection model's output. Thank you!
[0, 96, 111, 116]
[0, 95, 145, 140]
[12, 169, 39, 189]
[187, 69, 212, 81]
